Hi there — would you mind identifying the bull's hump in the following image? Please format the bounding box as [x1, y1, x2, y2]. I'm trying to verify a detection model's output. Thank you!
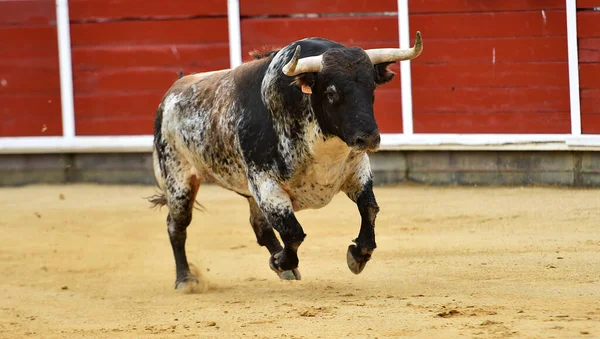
[166, 69, 230, 97]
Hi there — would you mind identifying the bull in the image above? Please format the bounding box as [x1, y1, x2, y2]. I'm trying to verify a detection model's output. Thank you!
[149, 33, 423, 290]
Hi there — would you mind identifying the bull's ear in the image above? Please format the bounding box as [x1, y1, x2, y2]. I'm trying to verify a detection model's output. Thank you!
[292, 73, 315, 94]
[374, 62, 395, 85]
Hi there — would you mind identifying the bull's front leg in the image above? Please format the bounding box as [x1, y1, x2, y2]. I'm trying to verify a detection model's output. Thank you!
[343, 159, 379, 275]
[248, 174, 304, 280]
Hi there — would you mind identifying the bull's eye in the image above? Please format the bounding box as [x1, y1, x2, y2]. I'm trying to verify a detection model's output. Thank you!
[326, 85, 338, 103]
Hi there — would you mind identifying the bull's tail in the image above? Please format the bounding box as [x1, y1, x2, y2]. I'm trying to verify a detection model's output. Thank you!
[147, 192, 167, 209]
[145, 191, 206, 211]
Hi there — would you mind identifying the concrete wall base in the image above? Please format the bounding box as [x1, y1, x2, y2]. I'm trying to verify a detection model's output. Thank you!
[1, 151, 599, 187]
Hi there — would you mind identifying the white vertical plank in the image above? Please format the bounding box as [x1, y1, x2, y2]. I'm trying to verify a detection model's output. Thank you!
[227, 0, 243, 68]
[397, 0, 414, 135]
[566, 0, 582, 135]
[55, 0, 76, 138]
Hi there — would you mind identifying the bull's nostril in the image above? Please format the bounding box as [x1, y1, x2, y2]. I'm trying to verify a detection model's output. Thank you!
[373, 135, 381, 145]
[354, 137, 366, 148]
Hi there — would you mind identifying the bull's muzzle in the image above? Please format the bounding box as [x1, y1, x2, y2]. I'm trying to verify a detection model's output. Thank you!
[352, 132, 381, 152]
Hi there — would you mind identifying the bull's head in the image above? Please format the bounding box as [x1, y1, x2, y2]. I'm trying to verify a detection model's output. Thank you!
[282, 32, 423, 152]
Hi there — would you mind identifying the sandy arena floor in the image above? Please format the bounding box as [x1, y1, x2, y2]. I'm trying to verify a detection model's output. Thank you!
[0, 183, 599, 338]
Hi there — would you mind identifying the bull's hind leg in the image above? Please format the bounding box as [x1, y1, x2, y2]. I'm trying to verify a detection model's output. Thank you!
[247, 197, 301, 280]
[163, 165, 201, 290]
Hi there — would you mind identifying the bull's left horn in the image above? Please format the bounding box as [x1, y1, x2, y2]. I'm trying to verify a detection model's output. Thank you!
[282, 45, 323, 76]
[365, 31, 423, 64]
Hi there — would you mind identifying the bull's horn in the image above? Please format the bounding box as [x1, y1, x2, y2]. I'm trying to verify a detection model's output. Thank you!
[282, 45, 323, 76]
[365, 31, 423, 64]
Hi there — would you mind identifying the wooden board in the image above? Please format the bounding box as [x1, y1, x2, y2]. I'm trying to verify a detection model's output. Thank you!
[0, 95, 62, 137]
[581, 89, 600, 115]
[411, 37, 568, 64]
[577, 12, 600, 38]
[577, 11, 600, 134]
[72, 44, 230, 70]
[241, 16, 398, 46]
[0, 2, 62, 137]
[1, 26, 62, 49]
[409, 11, 566, 39]
[240, 0, 397, 16]
[410, 0, 565, 13]
[578, 38, 600, 63]
[373, 89, 402, 133]
[69, 0, 227, 21]
[76, 116, 156, 136]
[74, 92, 162, 135]
[240, 0, 566, 16]
[0, 0, 56, 26]
[581, 115, 600, 134]
[70, 16, 230, 136]
[577, 1, 600, 9]
[579, 63, 600, 89]
[412, 63, 569, 88]
[412, 87, 569, 113]
[413, 112, 570, 134]
[0, 66, 61, 95]
[70, 18, 229, 47]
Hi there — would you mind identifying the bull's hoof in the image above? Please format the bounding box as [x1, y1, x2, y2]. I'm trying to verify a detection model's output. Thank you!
[174, 275, 199, 293]
[347, 244, 373, 275]
[269, 255, 301, 280]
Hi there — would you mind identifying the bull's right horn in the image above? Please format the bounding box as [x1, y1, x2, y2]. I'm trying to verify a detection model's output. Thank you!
[365, 31, 423, 64]
[282, 45, 324, 76]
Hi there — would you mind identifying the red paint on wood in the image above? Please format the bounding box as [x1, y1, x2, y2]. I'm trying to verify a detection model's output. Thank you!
[579, 64, 600, 89]
[581, 115, 600, 134]
[577, 0, 600, 9]
[75, 92, 163, 119]
[72, 44, 230, 70]
[240, 0, 396, 16]
[69, 0, 227, 21]
[0, 8, 61, 137]
[74, 92, 162, 135]
[241, 17, 398, 46]
[0, 0, 56, 26]
[373, 89, 402, 133]
[413, 37, 568, 64]
[413, 112, 570, 134]
[0, 48, 60, 69]
[74, 69, 183, 94]
[0, 95, 62, 137]
[581, 89, 600, 115]
[410, 11, 566, 39]
[579, 38, 600, 63]
[577, 12, 600, 38]
[241, 12, 566, 48]
[0, 67, 61, 94]
[1, 26, 60, 49]
[76, 117, 155, 136]
[410, 0, 565, 13]
[412, 63, 569, 88]
[412, 87, 570, 113]
[70, 18, 229, 47]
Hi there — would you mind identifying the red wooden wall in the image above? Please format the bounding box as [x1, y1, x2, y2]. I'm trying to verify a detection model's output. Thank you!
[578, 1, 600, 134]
[1, 0, 598, 138]
[0, 0, 63, 137]
[69, 0, 229, 135]
[410, 0, 570, 134]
